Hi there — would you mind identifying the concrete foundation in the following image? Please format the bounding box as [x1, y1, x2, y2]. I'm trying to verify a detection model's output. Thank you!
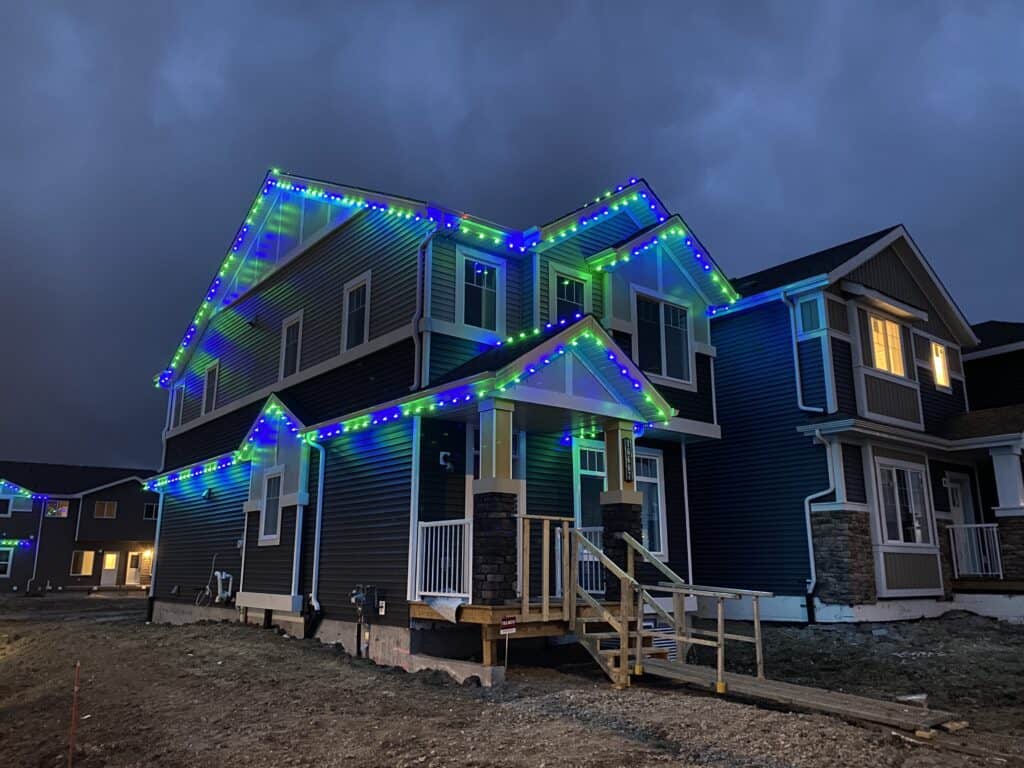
[151, 599, 238, 624]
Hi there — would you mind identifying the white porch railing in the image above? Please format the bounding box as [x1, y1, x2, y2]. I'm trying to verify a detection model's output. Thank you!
[949, 524, 1003, 579]
[416, 519, 472, 599]
[554, 526, 605, 595]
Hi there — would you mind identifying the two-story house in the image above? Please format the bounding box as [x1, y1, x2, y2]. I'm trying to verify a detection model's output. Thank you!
[146, 170, 737, 679]
[0, 461, 158, 592]
[687, 227, 1024, 622]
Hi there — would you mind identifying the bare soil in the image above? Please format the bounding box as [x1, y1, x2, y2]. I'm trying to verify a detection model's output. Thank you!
[1, 594, 1021, 767]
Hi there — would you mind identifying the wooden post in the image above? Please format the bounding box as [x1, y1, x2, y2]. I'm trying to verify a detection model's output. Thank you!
[561, 522, 571, 620]
[627, 544, 635, 582]
[715, 597, 727, 694]
[672, 591, 685, 663]
[68, 661, 81, 768]
[619, 575, 630, 686]
[633, 585, 644, 675]
[520, 516, 531, 619]
[753, 595, 765, 680]
[568, 531, 579, 632]
[482, 628, 498, 668]
[541, 519, 550, 621]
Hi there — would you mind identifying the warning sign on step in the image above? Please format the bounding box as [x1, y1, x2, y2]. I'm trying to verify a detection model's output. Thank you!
[500, 615, 517, 635]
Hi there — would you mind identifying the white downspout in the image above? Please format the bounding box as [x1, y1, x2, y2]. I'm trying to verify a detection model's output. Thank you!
[147, 491, 166, 598]
[783, 292, 824, 413]
[308, 440, 326, 612]
[803, 429, 836, 619]
[410, 226, 439, 391]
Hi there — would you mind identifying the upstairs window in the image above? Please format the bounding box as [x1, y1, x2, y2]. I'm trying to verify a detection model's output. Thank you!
[869, 316, 905, 377]
[344, 274, 370, 351]
[70, 550, 95, 576]
[0, 547, 11, 577]
[464, 260, 498, 331]
[260, 473, 282, 542]
[555, 273, 586, 321]
[280, 313, 302, 379]
[171, 384, 185, 429]
[877, 462, 932, 545]
[202, 362, 219, 415]
[94, 500, 117, 519]
[931, 342, 950, 388]
[636, 295, 691, 382]
[143, 502, 157, 520]
[45, 500, 70, 518]
[10, 496, 33, 513]
[798, 298, 822, 333]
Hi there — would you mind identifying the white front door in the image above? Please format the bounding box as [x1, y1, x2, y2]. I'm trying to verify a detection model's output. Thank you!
[125, 552, 141, 585]
[948, 474, 977, 525]
[100, 552, 119, 586]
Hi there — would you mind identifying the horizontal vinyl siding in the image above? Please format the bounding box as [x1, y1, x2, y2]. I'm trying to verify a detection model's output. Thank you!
[428, 334, 490, 385]
[153, 461, 250, 601]
[832, 339, 857, 416]
[77, 481, 158, 543]
[640, 438, 689, 581]
[918, 366, 968, 432]
[687, 301, 828, 596]
[163, 401, 265, 472]
[241, 506, 296, 595]
[841, 443, 867, 504]
[864, 375, 922, 423]
[177, 211, 428, 424]
[797, 338, 827, 411]
[525, 435, 573, 518]
[418, 420, 467, 523]
[31, 502, 83, 590]
[431, 236, 457, 323]
[317, 421, 413, 626]
[657, 354, 715, 423]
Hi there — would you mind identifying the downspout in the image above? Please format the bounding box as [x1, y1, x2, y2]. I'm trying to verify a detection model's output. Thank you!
[782, 292, 824, 414]
[803, 429, 836, 623]
[411, 226, 439, 391]
[26, 503, 44, 593]
[146, 490, 166, 622]
[307, 440, 326, 613]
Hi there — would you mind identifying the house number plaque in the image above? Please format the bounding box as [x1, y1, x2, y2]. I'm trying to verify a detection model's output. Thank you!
[622, 437, 634, 483]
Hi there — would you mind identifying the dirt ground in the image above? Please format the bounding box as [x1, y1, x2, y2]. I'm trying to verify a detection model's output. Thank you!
[1, 595, 1022, 767]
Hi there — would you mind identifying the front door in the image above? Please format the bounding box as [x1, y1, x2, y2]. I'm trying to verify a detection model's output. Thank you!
[948, 474, 977, 525]
[125, 552, 141, 586]
[100, 552, 119, 587]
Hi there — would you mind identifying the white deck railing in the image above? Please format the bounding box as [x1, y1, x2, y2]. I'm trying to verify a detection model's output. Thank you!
[949, 523, 1002, 579]
[416, 519, 472, 599]
[554, 526, 605, 595]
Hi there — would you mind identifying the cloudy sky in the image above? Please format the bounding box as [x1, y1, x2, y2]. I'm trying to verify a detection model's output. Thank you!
[1, 1, 1021, 468]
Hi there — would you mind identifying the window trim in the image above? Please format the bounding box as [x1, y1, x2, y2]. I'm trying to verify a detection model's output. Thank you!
[634, 447, 669, 559]
[0, 546, 12, 578]
[94, 500, 118, 520]
[547, 263, 592, 324]
[342, 271, 371, 352]
[279, 310, 304, 381]
[201, 361, 219, 416]
[873, 457, 936, 547]
[797, 295, 824, 336]
[455, 246, 506, 336]
[143, 502, 157, 521]
[868, 313, 906, 378]
[70, 550, 95, 576]
[631, 289, 695, 386]
[930, 341, 951, 391]
[9, 496, 33, 514]
[170, 382, 185, 429]
[0, 498, 11, 518]
[258, 468, 284, 545]
[45, 499, 70, 518]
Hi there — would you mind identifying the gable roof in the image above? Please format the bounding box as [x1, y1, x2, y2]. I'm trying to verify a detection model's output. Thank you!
[0, 461, 154, 497]
[731, 226, 899, 296]
[969, 321, 1024, 354]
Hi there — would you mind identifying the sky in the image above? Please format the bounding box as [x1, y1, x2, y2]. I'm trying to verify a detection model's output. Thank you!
[0, 1, 1021, 469]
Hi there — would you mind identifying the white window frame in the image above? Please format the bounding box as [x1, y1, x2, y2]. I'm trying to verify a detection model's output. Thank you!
[868, 313, 906, 378]
[631, 288, 695, 386]
[930, 341, 951, 391]
[10, 496, 33, 513]
[279, 310, 304, 381]
[635, 448, 669, 559]
[94, 500, 118, 519]
[0, 546, 12, 578]
[170, 383, 185, 429]
[201, 361, 219, 416]
[873, 457, 936, 547]
[342, 271, 371, 352]
[70, 550, 95, 576]
[258, 468, 284, 546]
[45, 499, 70, 518]
[455, 246, 506, 336]
[143, 502, 157, 521]
[797, 295, 824, 336]
[547, 263, 592, 324]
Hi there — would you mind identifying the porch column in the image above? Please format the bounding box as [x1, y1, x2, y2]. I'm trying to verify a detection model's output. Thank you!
[990, 444, 1024, 580]
[600, 419, 643, 601]
[472, 399, 518, 605]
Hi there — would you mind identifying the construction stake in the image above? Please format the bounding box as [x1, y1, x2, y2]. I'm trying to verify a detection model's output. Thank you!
[68, 661, 81, 768]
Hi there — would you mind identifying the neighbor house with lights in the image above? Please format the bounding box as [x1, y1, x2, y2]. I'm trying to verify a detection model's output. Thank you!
[685, 227, 1024, 622]
[146, 169, 740, 683]
[0, 461, 158, 592]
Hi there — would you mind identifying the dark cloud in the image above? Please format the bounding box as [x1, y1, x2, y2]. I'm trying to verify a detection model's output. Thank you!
[1, 0, 1021, 467]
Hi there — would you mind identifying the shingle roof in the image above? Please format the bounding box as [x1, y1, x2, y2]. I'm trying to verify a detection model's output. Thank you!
[0, 461, 155, 495]
[970, 321, 1024, 353]
[941, 404, 1024, 440]
[731, 226, 899, 296]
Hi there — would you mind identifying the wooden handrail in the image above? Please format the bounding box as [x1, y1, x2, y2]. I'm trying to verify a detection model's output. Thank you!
[657, 579, 774, 598]
[574, 530, 638, 587]
[642, 583, 745, 600]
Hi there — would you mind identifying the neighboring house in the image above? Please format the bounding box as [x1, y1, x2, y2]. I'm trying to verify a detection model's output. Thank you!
[146, 170, 735, 674]
[687, 226, 1024, 622]
[963, 320, 1024, 410]
[0, 461, 158, 592]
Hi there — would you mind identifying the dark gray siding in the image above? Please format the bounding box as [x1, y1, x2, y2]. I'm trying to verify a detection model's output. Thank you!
[687, 301, 829, 595]
[864, 375, 922, 423]
[965, 349, 1024, 410]
[176, 210, 429, 424]
[418, 419, 467, 523]
[639, 437, 689, 581]
[78, 480, 158, 543]
[317, 421, 413, 626]
[30, 502, 81, 590]
[841, 444, 867, 503]
[241, 506, 297, 594]
[1, 500, 47, 590]
[163, 401, 264, 472]
[430, 236, 521, 333]
[918, 365, 968, 432]
[611, 329, 633, 358]
[832, 339, 857, 416]
[428, 334, 490, 385]
[826, 298, 849, 333]
[797, 338, 827, 410]
[525, 435, 573, 518]
[657, 354, 716, 423]
[519, 256, 535, 328]
[928, 460, 979, 518]
[152, 461, 249, 601]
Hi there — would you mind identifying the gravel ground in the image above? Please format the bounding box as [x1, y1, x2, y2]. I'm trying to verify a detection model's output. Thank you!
[0, 595, 1021, 767]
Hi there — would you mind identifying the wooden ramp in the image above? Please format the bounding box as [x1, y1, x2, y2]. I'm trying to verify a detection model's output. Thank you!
[642, 659, 956, 731]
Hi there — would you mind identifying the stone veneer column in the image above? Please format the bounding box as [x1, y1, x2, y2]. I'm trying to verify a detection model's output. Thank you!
[810, 509, 877, 605]
[997, 517, 1024, 581]
[936, 519, 954, 596]
[600, 420, 643, 602]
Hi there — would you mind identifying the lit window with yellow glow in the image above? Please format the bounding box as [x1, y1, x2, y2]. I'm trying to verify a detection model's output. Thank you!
[869, 316, 905, 377]
[931, 342, 950, 388]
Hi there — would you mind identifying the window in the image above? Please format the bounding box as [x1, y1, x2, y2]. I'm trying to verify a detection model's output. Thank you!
[202, 362, 219, 415]
[94, 500, 117, 519]
[636, 295, 690, 382]
[45, 500, 70, 518]
[171, 383, 185, 429]
[635, 453, 667, 556]
[554, 273, 586, 321]
[0, 547, 12, 578]
[931, 342, 950, 388]
[260, 474, 282, 542]
[143, 502, 157, 521]
[344, 276, 369, 350]
[280, 313, 302, 379]
[71, 550, 95, 576]
[576, 446, 606, 529]
[799, 298, 822, 333]
[463, 258, 499, 331]
[877, 462, 932, 545]
[869, 316, 905, 377]
[10, 496, 33, 513]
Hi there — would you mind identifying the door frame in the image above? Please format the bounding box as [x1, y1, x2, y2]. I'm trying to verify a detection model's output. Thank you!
[946, 471, 977, 525]
[100, 551, 120, 586]
[125, 551, 142, 586]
